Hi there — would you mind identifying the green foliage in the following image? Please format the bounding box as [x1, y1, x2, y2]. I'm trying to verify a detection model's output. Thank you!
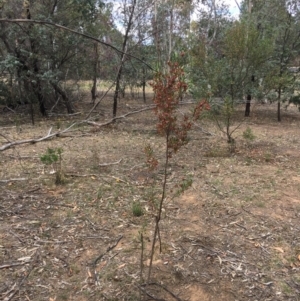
[132, 202, 143, 217]
[40, 147, 63, 165]
[188, 18, 272, 103]
[264, 152, 273, 163]
[175, 175, 193, 197]
[243, 127, 255, 141]
[40, 148, 65, 185]
[209, 97, 239, 145]
[288, 95, 300, 111]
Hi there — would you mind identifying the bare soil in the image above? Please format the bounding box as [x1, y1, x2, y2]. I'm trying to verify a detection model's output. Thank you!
[0, 97, 300, 301]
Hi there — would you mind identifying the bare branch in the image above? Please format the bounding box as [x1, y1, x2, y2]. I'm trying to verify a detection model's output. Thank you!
[0, 122, 78, 151]
[0, 19, 154, 70]
[86, 105, 156, 127]
[0, 101, 198, 152]
[234, 0, 241, 12]
[86, 82, 115, 119]
[93, 235, 123, 284]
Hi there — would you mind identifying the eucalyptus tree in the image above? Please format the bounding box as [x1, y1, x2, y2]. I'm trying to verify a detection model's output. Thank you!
[0, 0, 112, 121]
[188, 0, 232, 98]
[151, 0, 194, 70]
[188, 1, 272, 143]
[240, 0, 300, 121]
[109, 0, 138, 117]
[110, 0, 153, 102]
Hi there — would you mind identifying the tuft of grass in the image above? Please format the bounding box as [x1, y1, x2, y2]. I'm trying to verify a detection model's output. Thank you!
[132, 201, 143, 217]
[204, 146, 230, 158]
[175, 175, 193, 197]
[97, 184, 112, 199]
[243, 127, 255, 141]
[264, 152, 273, 162]
[256, 200, 265, 208]
[281, 282, 292, 295]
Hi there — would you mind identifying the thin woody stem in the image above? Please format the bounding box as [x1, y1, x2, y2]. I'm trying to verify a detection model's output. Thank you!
[147, 132, 170, 283]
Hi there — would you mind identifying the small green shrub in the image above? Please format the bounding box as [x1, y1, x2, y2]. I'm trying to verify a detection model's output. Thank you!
[132, 201, 143, 217]
[175, 175, 193, 197]
[264, 152, 273, 163]
[243, 127, 255, 141]
[40, 147, 65, 185]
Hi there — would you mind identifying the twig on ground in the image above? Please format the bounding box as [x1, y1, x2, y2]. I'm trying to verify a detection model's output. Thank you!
[138, 285, 166, 301]
[93, 235, 123, 266]
[93, 235, 123, 284]
[0, 133, 12, 142]
[193, 122, 214, 135]
[3, 251, 38, 301]
[0, 178, 28, 183]
[149, 282, 183, 301]
[42, 200, 75, 208]
[26, 187, 40, 193]
[99, 159, 122, 167]
[0, 262, 28, 269]
[9, 230, 24, 243]
[66, 173, 99, 178]
[48, 112, 81, 117]
[140, 282, 183, 301]
[110, 176, 129, 184]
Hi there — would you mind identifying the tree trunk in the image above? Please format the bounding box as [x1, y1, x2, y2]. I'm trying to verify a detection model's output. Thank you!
[245, 75, 254, 117]
[113, 69, 123, 117]
[32, 79, 47, 117]
[91, 77, 97, 105]
[245, 95, 251, 117]
[112, 0, 137, 118]
[277, 87, 282, 122]
[51, 82, 74, 114]
[91, 43, 99, 104]
[277, 101, 281, 122]
[142, 63, 146, 102]
[30, 102, 35, 125]
[26, 0, 47, 117]
[142, 80, 146, 103]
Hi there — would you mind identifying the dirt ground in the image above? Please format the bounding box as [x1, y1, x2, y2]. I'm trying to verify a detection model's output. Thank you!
[0, 96, 300, 301]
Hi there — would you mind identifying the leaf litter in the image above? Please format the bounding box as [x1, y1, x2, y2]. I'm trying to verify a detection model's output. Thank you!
[0, 99, 300, 300]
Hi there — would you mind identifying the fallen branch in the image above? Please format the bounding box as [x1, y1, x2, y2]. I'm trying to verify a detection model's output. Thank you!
[99, 159, 122, 167]
[0, 262, 28, 269]
[86, 105, 156, 128]
[3, 252, 37, 301]
[0, 178, 28, 183]
[110, 176, 129, 184]
[94, 235, 123, 266]
[86, 82, 115, 119]
[138, 285, 166, 301]
[93, 235, 123, 284]
[48, 112, 82, 117]
[0, 123, 78, 151]
[65, 173, 99, 178]
[140, 282, 183, 301]
[0, 102, 197, 152]
[87, 101, 198, 128]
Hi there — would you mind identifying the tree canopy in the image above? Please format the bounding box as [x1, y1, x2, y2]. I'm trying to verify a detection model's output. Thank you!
[0, 0, 299, 121]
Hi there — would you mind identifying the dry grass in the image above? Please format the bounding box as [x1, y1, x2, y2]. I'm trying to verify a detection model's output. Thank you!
[0, 96, 300, 301]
